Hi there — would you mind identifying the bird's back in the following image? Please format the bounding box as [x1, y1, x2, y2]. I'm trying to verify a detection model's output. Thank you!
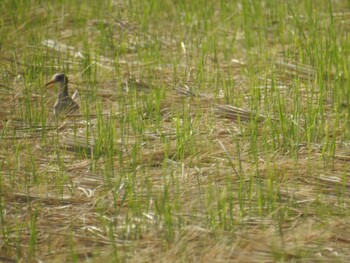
[54, 96, 79, 117]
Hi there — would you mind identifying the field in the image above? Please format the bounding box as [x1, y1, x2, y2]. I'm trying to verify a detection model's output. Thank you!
[1, 0, 350, 262]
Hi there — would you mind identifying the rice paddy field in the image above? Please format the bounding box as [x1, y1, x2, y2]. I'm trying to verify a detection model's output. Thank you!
[1, 0, 350, 262]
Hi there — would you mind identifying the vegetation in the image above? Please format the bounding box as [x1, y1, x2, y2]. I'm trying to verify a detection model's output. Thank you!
[1, 0, 350, 261]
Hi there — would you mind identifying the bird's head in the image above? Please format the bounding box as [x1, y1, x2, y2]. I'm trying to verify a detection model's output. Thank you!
[45, 73, 68, 87]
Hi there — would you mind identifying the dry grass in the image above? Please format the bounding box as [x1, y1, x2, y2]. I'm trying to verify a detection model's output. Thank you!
[1, 0, 350, 262]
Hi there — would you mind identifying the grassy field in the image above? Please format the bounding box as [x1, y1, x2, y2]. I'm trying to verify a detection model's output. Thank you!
[1, 0, 350, 262]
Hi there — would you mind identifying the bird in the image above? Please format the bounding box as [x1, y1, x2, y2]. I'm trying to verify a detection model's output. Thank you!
[45, 73, 79, 117]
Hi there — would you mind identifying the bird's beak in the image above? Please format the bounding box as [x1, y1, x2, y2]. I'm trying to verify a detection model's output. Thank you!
[45, 79, 57, 87]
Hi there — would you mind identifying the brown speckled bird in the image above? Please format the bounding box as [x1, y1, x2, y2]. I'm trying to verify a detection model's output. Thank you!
[45, 73, 79, 117]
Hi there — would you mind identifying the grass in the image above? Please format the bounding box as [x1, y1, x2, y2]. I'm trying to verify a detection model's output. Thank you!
[1, 0, 350, 261]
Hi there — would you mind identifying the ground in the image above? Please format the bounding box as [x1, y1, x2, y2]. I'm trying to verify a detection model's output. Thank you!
[1, 0, 350, 262]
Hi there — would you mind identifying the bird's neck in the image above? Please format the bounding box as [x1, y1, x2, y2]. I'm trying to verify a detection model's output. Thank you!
[58, 83, 69, 100]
